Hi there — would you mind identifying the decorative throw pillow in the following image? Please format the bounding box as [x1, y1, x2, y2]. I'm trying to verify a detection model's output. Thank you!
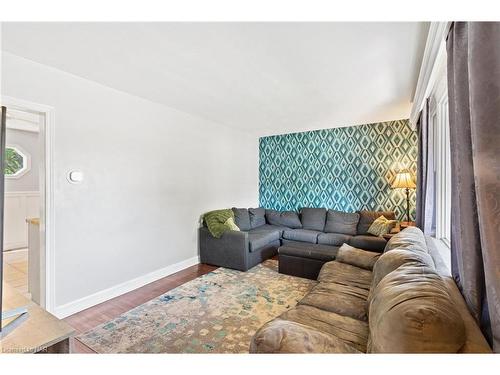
[357, 210, 396, 234]
[367, 216, 397, 237]
[224, 217, 240, 231]
[203, 209, 235, 238]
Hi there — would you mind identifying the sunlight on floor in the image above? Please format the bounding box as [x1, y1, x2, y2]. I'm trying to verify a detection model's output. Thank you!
[3, 248, 30, 299]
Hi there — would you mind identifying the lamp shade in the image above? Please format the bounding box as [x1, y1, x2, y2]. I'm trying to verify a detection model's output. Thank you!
[391, 170, 416, 189]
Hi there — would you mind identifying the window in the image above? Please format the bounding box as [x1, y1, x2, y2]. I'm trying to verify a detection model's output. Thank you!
[4, 145, 30, 178]
[429, 47, 452, 247]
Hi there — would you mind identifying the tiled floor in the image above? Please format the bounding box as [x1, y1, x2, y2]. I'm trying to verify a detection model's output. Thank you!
[3, 248, 30, 298]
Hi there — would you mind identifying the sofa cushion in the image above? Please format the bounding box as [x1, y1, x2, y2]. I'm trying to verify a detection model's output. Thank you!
[282, 229, 321, 244]
[335, 243, 381, 271]
[317, 232, 352, 247]
[318, 261, 373, 291]
[324, 210, 360, 235]
[349, 235, 387, 253]
[265, 210, 302, 229]
[248, 228, 280, 252]
[371, 248, 435, 290]
[356, 210, 396, 235]
[299, 282, 369, 321]
[280, 305, 369, 352]
[368, 264, 466, 353]
[232, 207, 251, 231]
[250, 318, 362, 353]
[256, 223, 289, 236]
[300, 207, 327, 231]
[384, 226, 428, 253]
[248, 207, 266, 229]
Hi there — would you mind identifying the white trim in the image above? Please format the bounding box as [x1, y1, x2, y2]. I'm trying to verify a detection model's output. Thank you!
[6, 119, 40, 133]
[4, 190, 39, 197]
[410, 22, 451, 128]
[433, 75, 451, 245]
[0, 95, 55, 313]
[53, 256, 200, 319]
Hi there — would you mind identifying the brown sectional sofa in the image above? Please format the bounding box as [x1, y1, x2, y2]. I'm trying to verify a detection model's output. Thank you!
[250, 227, 492, 353]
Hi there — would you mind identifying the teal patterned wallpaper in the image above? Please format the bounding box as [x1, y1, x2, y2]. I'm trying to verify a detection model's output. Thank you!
[259, 119, 418, 221]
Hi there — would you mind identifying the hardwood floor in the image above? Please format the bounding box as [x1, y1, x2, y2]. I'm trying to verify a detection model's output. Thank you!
[2, 249, 30, 298]
[64, 263, 218, 353]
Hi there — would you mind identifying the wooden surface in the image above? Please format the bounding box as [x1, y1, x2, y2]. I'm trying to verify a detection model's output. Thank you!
[65, 262, 218, 353]
[26, 218, 40, 226]
[1, 283, 75, 353]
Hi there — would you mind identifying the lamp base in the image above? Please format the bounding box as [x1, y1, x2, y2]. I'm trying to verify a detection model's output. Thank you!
[405, 187, 411, 223]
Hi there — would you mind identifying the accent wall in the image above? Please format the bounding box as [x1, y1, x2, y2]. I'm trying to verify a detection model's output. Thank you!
[259, 119, 417, 221]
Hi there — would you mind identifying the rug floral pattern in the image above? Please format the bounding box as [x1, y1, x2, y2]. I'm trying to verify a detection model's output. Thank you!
[77, 260, 316, 353]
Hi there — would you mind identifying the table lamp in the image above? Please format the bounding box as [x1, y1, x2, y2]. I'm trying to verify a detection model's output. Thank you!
[391, 169, 416, 223]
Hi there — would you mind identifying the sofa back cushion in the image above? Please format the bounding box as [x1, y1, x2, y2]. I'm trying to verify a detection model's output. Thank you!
[300, 208, 327, 231]
[368, 264, 466, 353]
[265, 210, 302, 229]
[371, 248, 435, 290]
[249, 207, 266, 229]
[384, 226, 428, 252]
[324, 210, 360, 235]
[232, 207, 251, 231]
[356, 210, 395, 235]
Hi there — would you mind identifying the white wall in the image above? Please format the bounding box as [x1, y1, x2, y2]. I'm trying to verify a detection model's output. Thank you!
[4, 191, 39, 250]
[1, 52, 259, 315]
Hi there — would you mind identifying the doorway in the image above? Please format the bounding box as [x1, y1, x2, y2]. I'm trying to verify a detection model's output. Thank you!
[1, 96, 54, 311]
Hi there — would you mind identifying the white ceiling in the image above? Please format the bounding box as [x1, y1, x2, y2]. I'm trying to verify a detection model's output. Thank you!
[1, 22, 429, 136]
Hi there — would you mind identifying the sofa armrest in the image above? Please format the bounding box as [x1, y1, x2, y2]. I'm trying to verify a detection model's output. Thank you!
[335, 243, 381, 270]
[199, 227, 250, 271]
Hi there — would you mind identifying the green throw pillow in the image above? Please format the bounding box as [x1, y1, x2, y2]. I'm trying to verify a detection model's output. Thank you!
[367, 215, 398, 237]
[224, 217, 240, 231]
[203, 209, 235, 238]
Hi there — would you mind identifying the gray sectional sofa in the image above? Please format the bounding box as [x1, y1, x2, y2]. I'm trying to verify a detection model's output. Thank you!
[199, 207, 396, 271]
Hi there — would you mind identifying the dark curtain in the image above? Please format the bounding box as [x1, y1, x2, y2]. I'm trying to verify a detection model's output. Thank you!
[447, 22, 500, 352]
[415, 98, 435, 235]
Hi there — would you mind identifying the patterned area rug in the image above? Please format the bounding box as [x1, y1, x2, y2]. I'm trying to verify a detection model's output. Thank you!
[77, 260, 316, 353]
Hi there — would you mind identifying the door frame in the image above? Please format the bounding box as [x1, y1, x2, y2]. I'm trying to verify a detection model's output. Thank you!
[0, 95, 55, 313]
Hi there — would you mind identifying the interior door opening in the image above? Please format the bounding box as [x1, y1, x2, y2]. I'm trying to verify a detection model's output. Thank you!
[1, 102, 48, 309]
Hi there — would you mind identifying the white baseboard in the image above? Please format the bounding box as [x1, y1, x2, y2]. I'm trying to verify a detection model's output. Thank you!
[53, 255, 200, 319]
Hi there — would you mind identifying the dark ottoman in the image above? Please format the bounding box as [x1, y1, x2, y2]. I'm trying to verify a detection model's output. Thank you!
[278, 244, 339, 280]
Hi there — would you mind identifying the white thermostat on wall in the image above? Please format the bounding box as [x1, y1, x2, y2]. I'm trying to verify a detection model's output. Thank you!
[67, 170, 84, 184]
